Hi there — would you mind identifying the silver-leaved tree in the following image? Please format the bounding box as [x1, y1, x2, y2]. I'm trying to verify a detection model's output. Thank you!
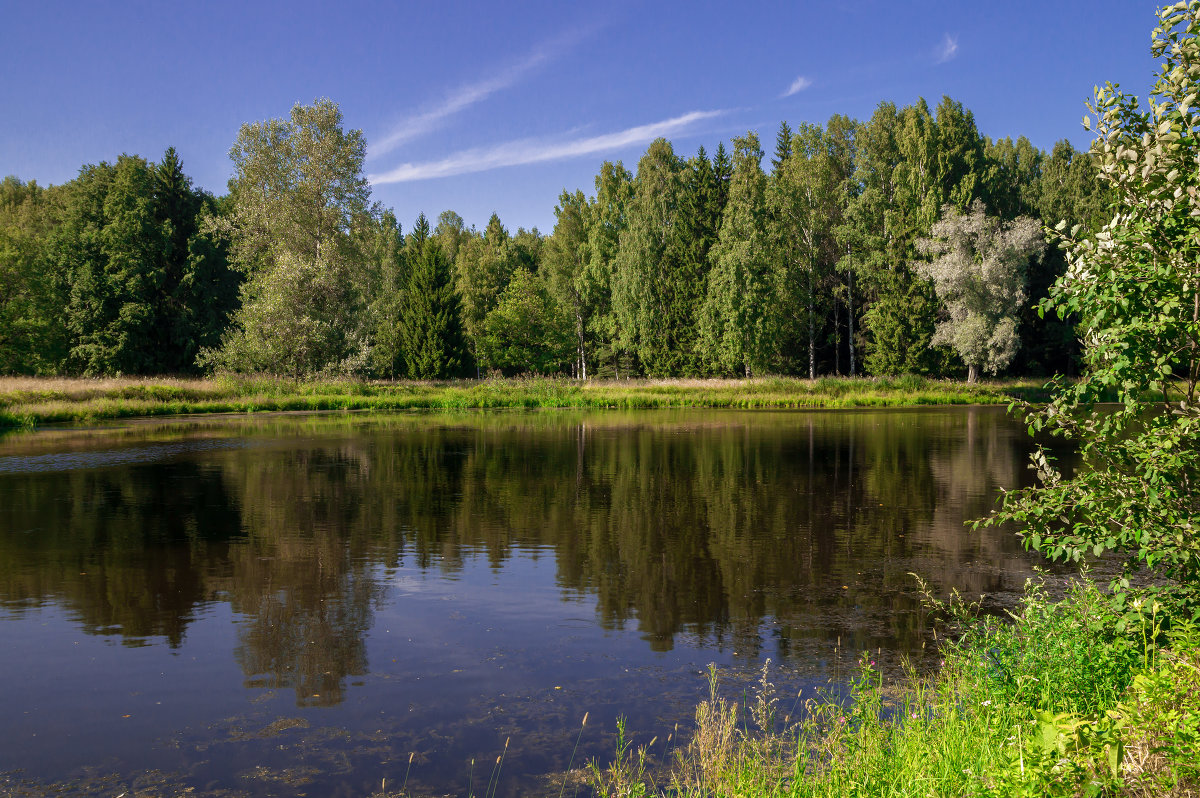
[916, 200, 1044, 383]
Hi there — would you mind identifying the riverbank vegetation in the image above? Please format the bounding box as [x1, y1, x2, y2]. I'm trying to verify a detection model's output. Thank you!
[585, 579, 1198, 797]
[584, 2, 1200, 795]
[0, 374, 1045, 429]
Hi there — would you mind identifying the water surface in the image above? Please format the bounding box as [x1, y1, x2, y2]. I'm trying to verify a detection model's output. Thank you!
[0, 407, 1049, 796]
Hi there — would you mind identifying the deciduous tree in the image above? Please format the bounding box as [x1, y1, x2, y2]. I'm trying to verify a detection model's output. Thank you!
[206, 98, 372, 376]
[985, 1, 1200, 611]
[915, 201, 1044, 382]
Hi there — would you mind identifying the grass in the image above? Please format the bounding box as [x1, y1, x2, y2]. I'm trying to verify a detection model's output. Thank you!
[0, 374, 1054, 429]
[587, 576, 1200, 797]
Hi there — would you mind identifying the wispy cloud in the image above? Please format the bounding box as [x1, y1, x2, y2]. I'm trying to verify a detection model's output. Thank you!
[370, 27, 592, 159]
[369, 110, 728, 184]
[782, 75, 813, 97]
[935, 33, 959, 64]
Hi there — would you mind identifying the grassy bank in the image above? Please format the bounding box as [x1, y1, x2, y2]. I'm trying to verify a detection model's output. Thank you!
[0, 374, 1053, 429]
[585, 578, 1199, 798]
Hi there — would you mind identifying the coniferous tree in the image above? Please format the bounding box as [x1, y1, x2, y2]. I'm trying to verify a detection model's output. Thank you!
[399, 214, 464, 379]
[713, 141, 733, 210]
[151, 147, 238, 372]
[669, 147, 722, 374]
[771, 121, 793, 173]
[364, 210, 407, 377]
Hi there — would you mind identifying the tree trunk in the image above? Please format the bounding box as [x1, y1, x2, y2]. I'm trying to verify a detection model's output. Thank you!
[848, 265, 856, 377]
[968, 363, 979, 383]
[808, 265, 815, 379]
[834, 294, 841, 376]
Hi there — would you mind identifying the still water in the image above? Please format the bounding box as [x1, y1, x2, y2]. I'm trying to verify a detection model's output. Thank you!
[0, 407, 1049, 796]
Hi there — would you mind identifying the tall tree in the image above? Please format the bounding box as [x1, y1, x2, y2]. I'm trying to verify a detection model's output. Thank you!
[399, 214, 464, 379]
[480, 266, 572, 375]
[433, 210, 466, 265]
[150, 147, 238, 373]
[544, 189, 592, 377]
[454, 212, 515, 374]
[771, 121, 793, 173]
[700, 132, 775, 375]
[582, 161, 633, 377]
[915, 201, 1045, 382]
[60, 156, 164, 375]
[770, 121, 850, 377]
[207, 98, 372, 376]
[612, 138, 685, 375]
[668, 146, 723, 375]
[363, 209, 407, 377]
[933, 96, 986, 210]
[0, 177, 66, 373]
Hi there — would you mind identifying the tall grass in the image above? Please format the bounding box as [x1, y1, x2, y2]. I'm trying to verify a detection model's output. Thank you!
[589, 577, 1200, 797]
[0, 375, 1048, 429]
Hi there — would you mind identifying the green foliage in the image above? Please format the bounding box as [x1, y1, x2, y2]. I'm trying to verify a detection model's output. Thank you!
[581, 161, 633, 377]
[946, 577, 1147, 717]
[860, 269, 946, 376]
[984, 2, 1200, 613]
[454, 212, 516, 373]
[206, 98, 372, 377]
[398, 218, 464, 379]
[363, 209, 408, 378]
[612, 137, 688, 375]
[583, 577, 1199, 797]
[0, 177, 67, 373]
[700, 133, 775, 375]
[1115, 622, 1200, 793]
[480, 267, 572, 375]
[543, 189, 590, 377]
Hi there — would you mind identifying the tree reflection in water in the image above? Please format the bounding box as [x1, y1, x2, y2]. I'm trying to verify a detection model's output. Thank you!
[0, 407, 1050, 709]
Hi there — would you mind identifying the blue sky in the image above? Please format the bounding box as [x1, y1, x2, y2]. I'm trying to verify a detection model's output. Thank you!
[1, 1, 1161, 233]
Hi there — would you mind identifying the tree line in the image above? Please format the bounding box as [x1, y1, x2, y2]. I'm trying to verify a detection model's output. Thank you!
[0, 95, 1108, 380]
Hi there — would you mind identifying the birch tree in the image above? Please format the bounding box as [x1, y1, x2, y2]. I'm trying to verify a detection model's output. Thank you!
[206, 98, 372, 376]
[700, 133, 775, 375]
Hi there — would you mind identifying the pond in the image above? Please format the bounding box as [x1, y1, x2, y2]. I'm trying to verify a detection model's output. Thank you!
[0, 407, 1052, 796]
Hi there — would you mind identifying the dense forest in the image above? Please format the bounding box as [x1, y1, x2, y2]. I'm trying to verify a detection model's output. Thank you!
[0, 95, 1108, 381]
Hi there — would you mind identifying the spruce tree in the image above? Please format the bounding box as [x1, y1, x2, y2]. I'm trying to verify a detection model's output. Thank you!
[771, 121, 793, 173]
[399, 214, 464, 379]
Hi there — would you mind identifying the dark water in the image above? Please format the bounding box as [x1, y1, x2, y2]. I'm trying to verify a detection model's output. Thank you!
[0, 407, 1050, 796]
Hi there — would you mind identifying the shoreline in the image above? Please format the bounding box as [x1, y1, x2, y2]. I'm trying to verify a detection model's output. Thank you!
[0, 375, 1052, 430]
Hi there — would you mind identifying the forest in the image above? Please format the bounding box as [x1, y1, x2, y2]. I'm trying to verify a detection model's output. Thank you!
[0, 95, 1108, 382]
